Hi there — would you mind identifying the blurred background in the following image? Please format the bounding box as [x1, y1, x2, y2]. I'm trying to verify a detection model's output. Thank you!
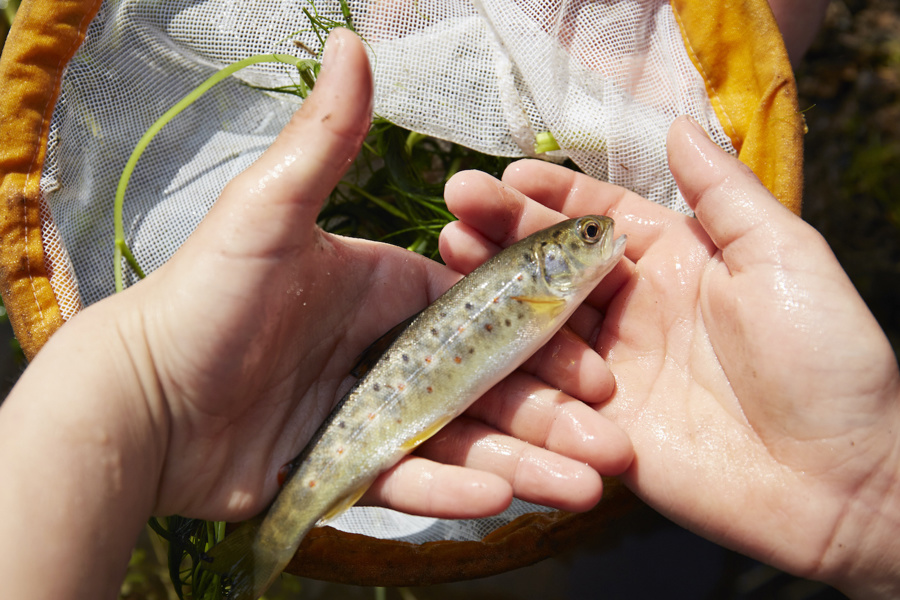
[2, 0, 898, 597]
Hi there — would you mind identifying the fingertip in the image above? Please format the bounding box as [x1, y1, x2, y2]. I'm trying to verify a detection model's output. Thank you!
[444, 170, 524, 245]
[226, 27, 372, 211]
[666, 116, 794, 252]
[596, 420, 635, 476]
[364, 458, 513, 519]
[543, 399, 634, 477]
[439, 221, 499, 275]
[531, 460, 604, 513]
[524, 326, 616, 404]
[666, 116, 729, 210]
[303, 27, 373, 144]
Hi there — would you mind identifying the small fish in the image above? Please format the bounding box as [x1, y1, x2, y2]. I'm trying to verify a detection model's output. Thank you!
[207, 216, 626, 599]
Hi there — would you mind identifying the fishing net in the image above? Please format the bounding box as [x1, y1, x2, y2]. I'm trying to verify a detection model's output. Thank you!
[0, 0, 803, 586]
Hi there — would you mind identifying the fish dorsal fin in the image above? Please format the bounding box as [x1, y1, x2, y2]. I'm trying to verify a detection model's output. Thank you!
[350, 312, 419, 378]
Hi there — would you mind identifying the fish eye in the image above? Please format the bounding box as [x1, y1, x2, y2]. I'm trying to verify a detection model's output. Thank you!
[578, 218, 602, 244]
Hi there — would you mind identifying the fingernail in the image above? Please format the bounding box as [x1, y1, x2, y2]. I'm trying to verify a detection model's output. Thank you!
[321, 27, 347, 70]
[683, 115, 712, 141]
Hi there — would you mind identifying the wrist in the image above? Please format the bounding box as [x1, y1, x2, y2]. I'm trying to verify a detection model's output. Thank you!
[821, 391, 900, 598]
[0, 293, 169, 597]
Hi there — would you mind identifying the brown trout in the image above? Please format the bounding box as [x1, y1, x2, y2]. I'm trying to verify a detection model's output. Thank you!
[208, 216, 625, 599]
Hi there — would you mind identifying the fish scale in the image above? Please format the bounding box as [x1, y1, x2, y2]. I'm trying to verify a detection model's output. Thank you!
[207, 215, 626, 599]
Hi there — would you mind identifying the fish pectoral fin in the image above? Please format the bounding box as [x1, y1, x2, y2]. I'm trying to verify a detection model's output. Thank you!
[510, 295, 567, 317]
[350, 312, 420, 378]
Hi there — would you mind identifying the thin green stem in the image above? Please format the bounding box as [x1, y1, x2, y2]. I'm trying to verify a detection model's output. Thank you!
[113, 53, 317, 292]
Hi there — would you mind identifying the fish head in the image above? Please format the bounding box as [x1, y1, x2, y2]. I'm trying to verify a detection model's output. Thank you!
[532, 215, 626, 294]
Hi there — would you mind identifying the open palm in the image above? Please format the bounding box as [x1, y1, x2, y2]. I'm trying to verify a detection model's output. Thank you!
[440, 117, 900, 594]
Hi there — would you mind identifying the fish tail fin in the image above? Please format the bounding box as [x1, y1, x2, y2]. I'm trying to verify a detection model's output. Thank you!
[203, 517, 291, 600]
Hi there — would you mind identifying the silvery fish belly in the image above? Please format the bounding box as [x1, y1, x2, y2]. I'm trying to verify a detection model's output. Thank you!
[208, 216, 626, 600]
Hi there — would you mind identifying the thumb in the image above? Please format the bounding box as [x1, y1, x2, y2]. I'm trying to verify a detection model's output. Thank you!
[666, 116, 804, 269]
[193, 28, 373, 258]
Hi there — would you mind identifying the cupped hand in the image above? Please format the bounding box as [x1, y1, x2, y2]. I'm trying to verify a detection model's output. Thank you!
[440, 116, 900, 594]
[92, 29, 632, 523]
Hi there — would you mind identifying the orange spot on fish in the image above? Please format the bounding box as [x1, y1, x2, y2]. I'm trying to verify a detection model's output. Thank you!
[368, 413, 376, 420]
[517, 274, 524, 281]
[427, 386, 433, 393]
[277, 463, 294, 487]
[493, 297, 500, 303]
[309, 480, 317, 488]
[425, 356, 432, 363]
[398, 383, 406, 391]
[454, 356, 462, 363]
[458, 325, 466, 332]
[337, 447, 344, 454]
[484, 324, 493, 332]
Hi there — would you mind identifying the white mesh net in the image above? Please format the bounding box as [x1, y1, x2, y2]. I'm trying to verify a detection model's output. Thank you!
[39, 0, 735, 542]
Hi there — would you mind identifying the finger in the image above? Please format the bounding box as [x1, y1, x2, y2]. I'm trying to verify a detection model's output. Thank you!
[443, 169, 565, 247]
[438, 220, 499, 276]
[195, 28, 373, 258]
[361, 456, 513, 519]
[465, 371, 634, 474]
[417, 417, 605, 512]
[501, 160, 682, 260]
[666, 116, 820, 271]
[519, 326, 616, 404]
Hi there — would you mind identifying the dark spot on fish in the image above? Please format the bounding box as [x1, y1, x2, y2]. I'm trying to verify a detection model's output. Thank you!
[540, 241, 547, 247]
[522, 253, 530, 261]
[505, 319, 512, 327]
[518, 312, 524, 319]
[402, 354, 409, 362]
[465, 302, 474, 310]
[484, 324, 493, 332]
[440, 311, 447, 318]
[338, 421, 346, 428]
[570, 241, 579, 251]
[431, 327, 439, 336]
[396, 419, 402, 424]
[454, 356, 462, 363]
[373, 383, 381, 392]
[468, 347, 475, 354]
